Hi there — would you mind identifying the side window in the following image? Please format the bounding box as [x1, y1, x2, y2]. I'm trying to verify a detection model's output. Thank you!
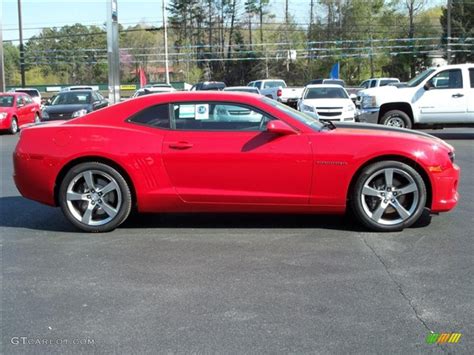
[128, 104, 170, 129]
[23, 95, 32, 104]
[16, 96, 24, 106]
[254, 81, 262, 89]
[469, 69, 474, 88]
[171, 102, 272, 131]
[430, 69, 463, 89]
[370, 80, 377, 88]
[360, 81, 369, 89]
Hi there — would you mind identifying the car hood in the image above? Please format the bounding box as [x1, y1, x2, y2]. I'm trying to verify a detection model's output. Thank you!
[302, 98, 351, 108]
[332, 122, 453, 150]
[43, 104, 91, 114]
[359, 85, 415, 97]
[0, 107, 15, 114]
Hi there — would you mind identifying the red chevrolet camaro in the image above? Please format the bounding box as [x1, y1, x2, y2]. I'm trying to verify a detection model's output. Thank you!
[13, 92, 459, 232]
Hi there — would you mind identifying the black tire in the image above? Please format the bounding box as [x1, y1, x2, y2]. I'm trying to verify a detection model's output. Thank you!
[59, 162, 132, 232]
[380, 110, 412, 129]
[9, 117, 19, 134]
[351, 161, 426, 232]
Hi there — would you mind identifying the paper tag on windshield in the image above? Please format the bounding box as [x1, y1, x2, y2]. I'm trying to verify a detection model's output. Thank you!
[195, 104, 209, 120]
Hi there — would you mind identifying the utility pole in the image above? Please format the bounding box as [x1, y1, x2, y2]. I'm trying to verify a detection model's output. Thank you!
[17, 0, 25, 87]
[107, 0, 120, 103]
[0, 18, 5, 92]
[447, 0, 452, 64]
[162, 0, 170, 84]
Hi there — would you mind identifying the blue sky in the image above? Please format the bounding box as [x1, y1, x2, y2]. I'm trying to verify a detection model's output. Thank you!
[2, 0, 446, 43]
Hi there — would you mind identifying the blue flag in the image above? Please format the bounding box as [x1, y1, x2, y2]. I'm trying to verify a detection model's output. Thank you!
[329, 62, 340, 79]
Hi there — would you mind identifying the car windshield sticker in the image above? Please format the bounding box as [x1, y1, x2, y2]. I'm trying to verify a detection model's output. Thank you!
[178, 104, 195, 119]
[195, 104, 209, 120]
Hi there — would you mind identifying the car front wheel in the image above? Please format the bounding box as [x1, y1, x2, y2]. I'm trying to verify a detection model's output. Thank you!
[59, 162, 132, 232]
[380, 110, 412, 129]
[351, 161, 426, 232]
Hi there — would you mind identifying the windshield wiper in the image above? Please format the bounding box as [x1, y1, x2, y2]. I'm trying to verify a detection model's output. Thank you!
[320, 119, 336, 130]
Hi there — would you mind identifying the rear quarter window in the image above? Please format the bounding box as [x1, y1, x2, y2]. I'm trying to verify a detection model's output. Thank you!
[128, 104, 170, 129]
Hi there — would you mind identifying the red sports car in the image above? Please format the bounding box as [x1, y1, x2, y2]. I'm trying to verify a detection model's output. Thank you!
[1, 92, 42, 134]
[13, 92, 459, 232]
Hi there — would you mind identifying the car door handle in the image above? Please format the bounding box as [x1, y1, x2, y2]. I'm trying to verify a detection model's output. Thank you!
[169, 141, 193, 149]
[452, 93, 464, 98]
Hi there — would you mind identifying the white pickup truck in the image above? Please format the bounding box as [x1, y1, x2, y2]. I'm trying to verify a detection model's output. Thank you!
[357, 64, 474, 129]
[248, 79, 303, 108]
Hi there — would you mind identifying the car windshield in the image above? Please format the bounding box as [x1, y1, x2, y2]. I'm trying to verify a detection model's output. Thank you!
[0, 96, 15, 107]
[304, 87, 348, 99]
[15, 89, 39, 97]
[52, 92, 91, 105]
[406, 68, 436, 87]
[262, 97, 324, 131]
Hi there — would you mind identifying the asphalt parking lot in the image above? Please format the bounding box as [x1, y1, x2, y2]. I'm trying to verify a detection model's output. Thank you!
[1, 129, 473, 354]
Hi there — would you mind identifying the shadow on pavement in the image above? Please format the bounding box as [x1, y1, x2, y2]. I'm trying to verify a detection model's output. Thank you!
[0, 196, 432, 233]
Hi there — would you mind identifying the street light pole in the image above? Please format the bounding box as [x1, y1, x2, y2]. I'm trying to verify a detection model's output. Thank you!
[17, 0, 26, 87]
[162, 0, 170, 84]
[0, 17, 6, 92]
[447, 0, 452, 64]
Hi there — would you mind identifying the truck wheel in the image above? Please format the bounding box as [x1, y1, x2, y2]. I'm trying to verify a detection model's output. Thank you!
[380, 110, 412, 129]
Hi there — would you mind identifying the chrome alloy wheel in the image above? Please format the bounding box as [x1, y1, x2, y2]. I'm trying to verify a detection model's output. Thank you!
[384, 116, 405, 128]
[361, 168, 419, 226]
[66, 170, 122, 226]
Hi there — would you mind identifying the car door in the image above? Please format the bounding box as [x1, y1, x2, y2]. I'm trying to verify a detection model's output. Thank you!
[161, 101, 313, 205]
[416, 68, 468, 123]
[467, 68, 474, 121]
[22, 95, 36, 122]
[15, 96, 28, 125]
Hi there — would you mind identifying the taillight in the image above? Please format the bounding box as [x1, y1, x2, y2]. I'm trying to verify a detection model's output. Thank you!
[277, 89, 282, 97]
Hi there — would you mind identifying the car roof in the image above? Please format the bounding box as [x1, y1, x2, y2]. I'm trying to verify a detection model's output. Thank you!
[224, 86, 258, 90]
[305, 84, 347, 89]
[57, 90, 94, 94]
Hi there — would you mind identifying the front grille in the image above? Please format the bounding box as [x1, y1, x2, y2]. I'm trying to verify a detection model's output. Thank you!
[48, 112, 73, 120]
[318, 111, 342, 117]
[449, 151, 455, 163]
[316, 107, 343, 110]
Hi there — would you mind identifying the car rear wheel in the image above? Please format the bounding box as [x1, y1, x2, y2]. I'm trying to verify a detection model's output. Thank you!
[380, 110, 412, 129]
[59, 162, 132, 232]
[10, 117, 19, 134]
[351, 161, 426, 232]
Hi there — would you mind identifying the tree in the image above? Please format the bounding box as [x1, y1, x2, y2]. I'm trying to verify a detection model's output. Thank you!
[440, 0, 474, 63]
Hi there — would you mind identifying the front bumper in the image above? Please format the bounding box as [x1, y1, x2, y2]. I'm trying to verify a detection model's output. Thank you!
[0, 117, 12, 129]
[430, 163, 460, 213]
[357, 108, 380, 124]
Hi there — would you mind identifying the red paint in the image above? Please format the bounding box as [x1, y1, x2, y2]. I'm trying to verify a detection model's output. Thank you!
[13, 92, 459, 217]
[0, 92, 41, 131]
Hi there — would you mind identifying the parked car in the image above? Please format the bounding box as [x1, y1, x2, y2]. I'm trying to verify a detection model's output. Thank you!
[359, 78, 400, 89]
[298, 85, 356, 122]
[41, 90, 108, 121]
[14, 92, 459, 233]
[13, 88, 42, 106]
[223, 86, 260, 94]
[357, 63, 474, 129]
[190, 81, 226, 91]
[248, 79, 303, 108]
[132, 86, 176, 98]
[61, 85, 96, 91]
[306, 79, 346, 87]
[0, 92, 41, 134]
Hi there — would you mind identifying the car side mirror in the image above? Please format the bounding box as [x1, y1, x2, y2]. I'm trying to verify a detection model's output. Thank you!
[266, 120, 297, 135]
[423, 81, 433, 91]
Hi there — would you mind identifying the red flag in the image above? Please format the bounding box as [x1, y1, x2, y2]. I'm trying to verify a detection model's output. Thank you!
[139, 67, 147, 88]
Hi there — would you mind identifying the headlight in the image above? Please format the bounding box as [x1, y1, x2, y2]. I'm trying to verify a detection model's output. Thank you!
[0, 112, 8, 120]
[41, 110, 49, 119]
[361, 96, 377, 109]
[301, 104, 315, 112]
[72, 109, 88, 118]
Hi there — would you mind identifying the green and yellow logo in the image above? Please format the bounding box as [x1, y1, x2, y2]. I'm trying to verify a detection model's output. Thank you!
[426, 332, 462, 344]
